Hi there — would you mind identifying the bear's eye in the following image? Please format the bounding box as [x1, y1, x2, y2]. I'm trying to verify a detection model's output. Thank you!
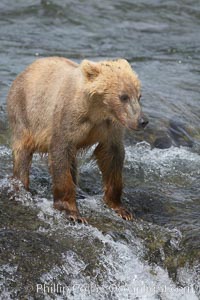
[120, 94, 130, 103]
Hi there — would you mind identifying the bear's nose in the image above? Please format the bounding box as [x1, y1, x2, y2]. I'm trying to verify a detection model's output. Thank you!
[138, 116, 149, 129]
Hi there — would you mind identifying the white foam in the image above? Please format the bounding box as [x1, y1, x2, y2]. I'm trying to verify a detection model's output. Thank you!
[0, 146, 11, 157]
[126, 142, 200, 168]
[125, 142, 200, 181]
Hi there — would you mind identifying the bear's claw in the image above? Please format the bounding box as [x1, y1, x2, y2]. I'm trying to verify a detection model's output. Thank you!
[114, 207, 133, 221]
[68, 215, 88, 224]
[54, 201, 88, 224]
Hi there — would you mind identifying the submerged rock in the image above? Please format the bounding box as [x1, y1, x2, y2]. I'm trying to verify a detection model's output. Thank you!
[153, 136, 172, 149]
[0, 181, 199, 299]
[168, 118, 195, 148]
[125, 117, 200, 150]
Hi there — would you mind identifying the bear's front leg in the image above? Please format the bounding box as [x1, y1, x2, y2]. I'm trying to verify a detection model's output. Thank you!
[94, 142, 133, 221]
[49, 141, 87, 224]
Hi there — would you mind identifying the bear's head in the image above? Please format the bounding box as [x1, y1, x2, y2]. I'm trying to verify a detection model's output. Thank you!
[80, 59, 148, 131]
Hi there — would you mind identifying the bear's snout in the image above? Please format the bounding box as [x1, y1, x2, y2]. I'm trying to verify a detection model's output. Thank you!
[138, 115, 149, 129]
[125, 113, 149, 131]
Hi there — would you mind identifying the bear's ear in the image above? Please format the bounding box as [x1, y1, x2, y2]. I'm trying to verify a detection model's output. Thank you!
[116, 58, 130, 68]
[80, 60, 100, 81]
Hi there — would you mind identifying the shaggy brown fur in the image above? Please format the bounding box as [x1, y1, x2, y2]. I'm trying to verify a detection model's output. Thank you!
[7, 57, 148, 223]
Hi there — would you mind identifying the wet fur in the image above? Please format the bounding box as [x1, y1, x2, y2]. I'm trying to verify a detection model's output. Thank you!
[7, 57, 142, 222]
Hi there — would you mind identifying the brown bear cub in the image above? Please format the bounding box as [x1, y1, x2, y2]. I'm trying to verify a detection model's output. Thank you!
[7, 57, 148, 223]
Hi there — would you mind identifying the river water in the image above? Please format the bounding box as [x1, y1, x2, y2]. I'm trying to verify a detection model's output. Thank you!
[0, 0, 199, 299]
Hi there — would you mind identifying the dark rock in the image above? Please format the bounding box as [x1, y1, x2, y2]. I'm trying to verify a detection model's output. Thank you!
[168, 118, 194, 147]
[153, 136, 172, 149]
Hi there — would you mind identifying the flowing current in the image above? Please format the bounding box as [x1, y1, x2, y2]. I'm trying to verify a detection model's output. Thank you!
[0, 1, 199, 299]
